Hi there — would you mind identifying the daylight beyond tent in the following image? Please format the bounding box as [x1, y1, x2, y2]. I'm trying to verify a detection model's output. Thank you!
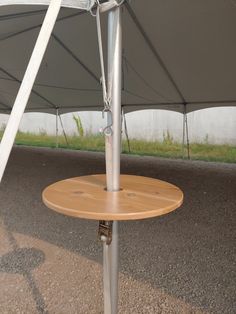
[0, 0, 235, 114]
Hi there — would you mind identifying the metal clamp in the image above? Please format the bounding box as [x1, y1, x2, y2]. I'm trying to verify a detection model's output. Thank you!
[98, 221, 113, 245]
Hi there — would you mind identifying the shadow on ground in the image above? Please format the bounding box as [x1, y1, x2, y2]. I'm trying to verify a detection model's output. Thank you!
[0, 226, 47, 314]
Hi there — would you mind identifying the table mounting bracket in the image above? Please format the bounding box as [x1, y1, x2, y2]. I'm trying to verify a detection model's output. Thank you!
[98, 220, 113, 245]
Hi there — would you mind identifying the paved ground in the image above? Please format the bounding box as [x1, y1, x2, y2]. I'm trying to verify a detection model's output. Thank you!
[0, 146, 235, 314]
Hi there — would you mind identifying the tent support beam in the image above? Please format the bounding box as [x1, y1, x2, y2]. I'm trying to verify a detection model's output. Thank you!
[0, 101, 11, 110]
[0, 0, 62, 183]
[52, 33, 100, 84]
[0, 9, 47, 22]
[125, 2, 186, 104]
[0, 10, 87, 42]
[0, 67, 56, 109]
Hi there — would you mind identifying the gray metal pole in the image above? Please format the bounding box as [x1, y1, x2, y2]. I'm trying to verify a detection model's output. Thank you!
[182, 109, 186, 159]
[185, 111, 190, 160]
[110, 5, 121, 312]
[103, 239, 112, 313]
[56, 108, 59, 148]
[109, 220, 119, 314]
[58, 114, 69, 147]
[123, 109, 131, 153]
[110, 8, 122, 192]
[103, 4, 122, 314]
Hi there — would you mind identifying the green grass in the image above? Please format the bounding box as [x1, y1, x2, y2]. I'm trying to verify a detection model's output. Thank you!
[14, 131, 106, 152]
[0, 130, 236, 163]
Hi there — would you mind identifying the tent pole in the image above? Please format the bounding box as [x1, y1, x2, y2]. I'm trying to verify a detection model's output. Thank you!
[185, 110, 190, 160]
[110, 5, 122, 312]
[58, 114, 69, 147]
[123, 109, 131, 153]
[0, 0, 62, 183]
[55, 108, 59, 148]
[111, 9, 122, 192]
[102, 4, 122, 314]
[182, 105, 186, 159]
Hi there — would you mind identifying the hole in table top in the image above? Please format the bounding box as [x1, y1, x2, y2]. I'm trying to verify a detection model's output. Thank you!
[104, 187, 123, 192]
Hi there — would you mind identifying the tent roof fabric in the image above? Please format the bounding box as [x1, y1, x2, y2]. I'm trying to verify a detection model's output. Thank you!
[0, 0, 236, 114]
[0, 0, 95, 10]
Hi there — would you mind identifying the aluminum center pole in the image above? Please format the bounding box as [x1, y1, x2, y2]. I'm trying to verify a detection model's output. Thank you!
[103, 3, 122, 314]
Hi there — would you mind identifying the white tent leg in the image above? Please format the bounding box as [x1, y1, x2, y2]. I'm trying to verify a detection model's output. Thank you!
[0, 0, 62, 182]
[102, 4, 122, 314]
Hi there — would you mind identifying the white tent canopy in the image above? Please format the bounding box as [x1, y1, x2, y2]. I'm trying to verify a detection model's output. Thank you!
[0, 0, 235, 115]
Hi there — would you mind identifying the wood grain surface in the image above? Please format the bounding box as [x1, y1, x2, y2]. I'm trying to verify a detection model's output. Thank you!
[42, 174, 183, 221]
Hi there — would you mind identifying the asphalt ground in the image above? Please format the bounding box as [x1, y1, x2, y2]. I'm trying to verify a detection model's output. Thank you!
[0, 146, 235, 314]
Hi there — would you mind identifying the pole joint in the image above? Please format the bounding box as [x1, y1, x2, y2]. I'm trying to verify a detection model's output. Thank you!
[98, 220, 113, 245]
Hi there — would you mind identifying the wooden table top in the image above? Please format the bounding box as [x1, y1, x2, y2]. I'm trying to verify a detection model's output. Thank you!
[42, 174, 183, 221]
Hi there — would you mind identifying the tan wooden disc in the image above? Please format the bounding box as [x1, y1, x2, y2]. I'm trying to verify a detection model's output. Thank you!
[42, 174, 183, 221]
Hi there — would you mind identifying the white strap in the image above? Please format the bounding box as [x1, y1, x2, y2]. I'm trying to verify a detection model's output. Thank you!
[96, 6, 110, 109]
[96, 3, 115, 137]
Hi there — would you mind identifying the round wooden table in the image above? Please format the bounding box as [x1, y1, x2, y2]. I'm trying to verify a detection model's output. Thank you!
[42, 174, 183, 221]
[42, 174, 183, 314]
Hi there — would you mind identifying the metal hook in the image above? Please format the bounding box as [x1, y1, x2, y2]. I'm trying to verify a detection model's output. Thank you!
[100, 108, 113, 136]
